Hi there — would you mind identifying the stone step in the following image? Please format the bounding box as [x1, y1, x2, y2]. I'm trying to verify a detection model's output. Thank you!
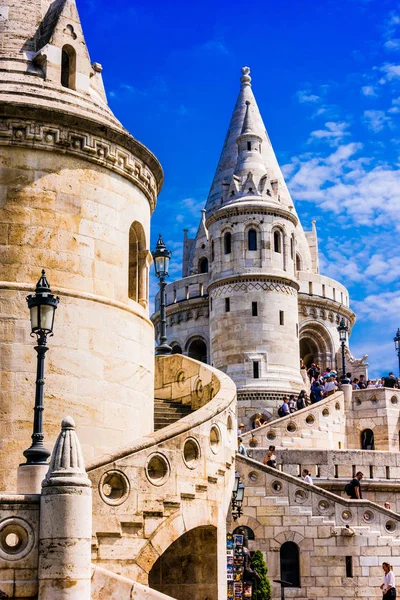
[154, 398, 194, 431]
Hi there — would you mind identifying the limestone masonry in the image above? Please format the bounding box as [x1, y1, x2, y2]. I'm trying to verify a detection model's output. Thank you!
[0, 2, 399, 600]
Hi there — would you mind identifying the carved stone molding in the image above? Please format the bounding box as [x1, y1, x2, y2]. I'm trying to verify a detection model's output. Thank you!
[210, 278, 298, 298]
[0, 117, 160, 209]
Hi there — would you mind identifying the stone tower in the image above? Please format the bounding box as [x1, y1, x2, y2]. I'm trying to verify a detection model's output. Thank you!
[152, 67, 358, 426]
[0, 0, 163, 490]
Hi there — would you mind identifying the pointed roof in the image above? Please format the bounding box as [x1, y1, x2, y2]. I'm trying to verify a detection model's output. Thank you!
[205, 67, 295, 213]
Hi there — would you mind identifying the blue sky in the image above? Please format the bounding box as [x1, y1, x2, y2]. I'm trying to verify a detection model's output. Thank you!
[79, 0, 400, 378]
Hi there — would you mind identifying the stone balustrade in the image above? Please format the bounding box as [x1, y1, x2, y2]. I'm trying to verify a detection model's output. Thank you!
[154, 273, 210, 311]
[241, 391, 345, 450]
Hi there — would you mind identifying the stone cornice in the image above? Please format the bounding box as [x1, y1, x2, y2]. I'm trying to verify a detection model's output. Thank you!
[205, 202, 298, 228]
[298, 293, 356, 324]
[208, 273, 299, 294]
[0, 105, 163, 211]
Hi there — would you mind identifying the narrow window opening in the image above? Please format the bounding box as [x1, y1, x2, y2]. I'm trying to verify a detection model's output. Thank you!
[290, 236, 294, 260]
[274, 230, 281, 253]
[369, 465, 374, 479]
[61, 45, 76, 90]
[247, 141, 251, 151]
[346, 556, 353, 578]
[185, 286, 189, 300]
[280, 542, 300, 588]
[296, 253, 302, 271]
[338, 441, 342, 449]
[309, 281, 313, 295]
[224, 232, 232, 255]
[225, 298, 230, 313]
[279, 311, 284, 326]
[334, 464, 338, 478]
[199, 257, 209, 273]
[211, 240, 215, 262]
[386, 466, 390, 479]
[253, 361, 260, 379]
[316, 465, 320, 478]
[333, 288, 336, 301]
[322, 284, 326, 297]
[210, 297, 213, 311]
[248, 229, 257, 251]
[352, 465, 356, 478]
[252, 302, 258, 317]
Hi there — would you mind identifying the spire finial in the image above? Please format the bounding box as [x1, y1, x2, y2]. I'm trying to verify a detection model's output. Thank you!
[241, 66, 251, 87]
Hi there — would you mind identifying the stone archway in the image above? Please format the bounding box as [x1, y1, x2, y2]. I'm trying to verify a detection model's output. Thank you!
[299, 322, 335, 372]
[148, 525, 217, 600]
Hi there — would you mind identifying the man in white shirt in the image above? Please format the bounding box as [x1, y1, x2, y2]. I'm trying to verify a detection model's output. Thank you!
[302, 469, 313, 484]
[324, 376, 337, 397]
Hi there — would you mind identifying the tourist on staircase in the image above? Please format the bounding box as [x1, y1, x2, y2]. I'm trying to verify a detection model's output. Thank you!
[381, 562, 396, 598]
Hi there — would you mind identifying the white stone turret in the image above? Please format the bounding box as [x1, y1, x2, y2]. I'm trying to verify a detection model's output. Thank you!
[38, 417, 92, 600]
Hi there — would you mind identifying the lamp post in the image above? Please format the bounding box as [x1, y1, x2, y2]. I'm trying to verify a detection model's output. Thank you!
[152, 235, 172, 355]
[23, 270, 59, 465]
[337, 317, 349, 382]
[394, 329, 400, 378]
[232, 472, 245, 521]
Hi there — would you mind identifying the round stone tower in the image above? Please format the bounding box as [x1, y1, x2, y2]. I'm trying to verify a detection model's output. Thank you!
[206, 69, 305, 398]
[0, 0, 163, 490]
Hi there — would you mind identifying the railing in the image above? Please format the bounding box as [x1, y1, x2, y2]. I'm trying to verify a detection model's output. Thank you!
[154, 273, 210, 311]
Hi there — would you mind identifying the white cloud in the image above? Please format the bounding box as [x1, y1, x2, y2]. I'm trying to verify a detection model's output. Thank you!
[384, 38, 400, 52]
[297, 90, 320, 104]
[285, 143, 400, 229]
[363, 109, 393, 132]
[379, 63, 400, 82]
[352, 291, 400, 322]
[361, 85, 377, 96]
[308, 122, 350, 146]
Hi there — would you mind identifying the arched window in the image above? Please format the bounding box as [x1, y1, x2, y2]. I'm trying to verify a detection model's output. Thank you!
[61, 45, 76, 89]
[188, 339, 208, 363]
[274, 230, 282, 253]
[224, 232, 232, 255]
[233, 526, 255, 541]
[171, 344, 182, 355]
[280, 541, 300, 588]
[199, 257, 209, 273]
[129, 222, 147, 307]
[248, 229, 257, 251]
[361, 429, 375, 450]
[296, 253, 302, 271]
[211, 240, 215, 262]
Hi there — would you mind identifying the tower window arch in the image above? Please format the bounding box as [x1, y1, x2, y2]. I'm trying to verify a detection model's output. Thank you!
[274, 230, 282, 253]
[199, 257, 209, 273]
[280, 541, 300, 588]
[361, 429, 375, 450]
[129, 222, 148, 307]
[224, 232, 232, 255]
[248, 228, 257, 251]
[296, 253, 302, 271]
[290, 235, 295, 260]
[61, 45, 77, 89]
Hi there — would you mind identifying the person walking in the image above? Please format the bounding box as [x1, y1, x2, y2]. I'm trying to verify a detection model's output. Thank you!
[237, 438, 247, 456]
[345, 471, 364, 499]
[297, 390, 307, 410]
[302, 469, 313, 484]
[384, 373, 397, 389]
[381, 562, 396, 598]
[263, 445, 276, 468]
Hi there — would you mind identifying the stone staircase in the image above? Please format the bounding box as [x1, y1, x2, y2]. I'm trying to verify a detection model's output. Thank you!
[154, 398, 194, 431]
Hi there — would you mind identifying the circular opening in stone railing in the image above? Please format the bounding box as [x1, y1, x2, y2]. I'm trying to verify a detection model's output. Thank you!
[176, 369, 186, 389]
[183, 438, 200, 469]
[363, 510, 375, 523]
[385, 520, 397, 533]
[287, 422, 297, 433]
[305, 414, 315, 425]
[371, 397, 378, 405]
[210, 425, 221, 454]
[355, 398, 362, 406]
[195, 378, 204, 400]
[322, 408, 329, 417]
[249, 471, 259, 483]
[335, 402, 341, 411]
[0, 518, 34, 561]
[391, 396, 398, 405]
[341, 510, 353, 523]
[271, 480, 283, 494]
[294, 489, 308, 504]
[318, 500, 329, 513]
[266, 430, 276, 441]
[99, 470, 130, 505]
[146, 454, 170, 486]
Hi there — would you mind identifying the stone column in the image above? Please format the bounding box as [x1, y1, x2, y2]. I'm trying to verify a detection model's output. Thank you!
[341, 384, 352, 413]
[38, 417, 92, 600]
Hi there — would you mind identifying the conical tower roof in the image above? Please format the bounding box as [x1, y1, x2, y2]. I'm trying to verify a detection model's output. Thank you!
[205, 66, 295, 214]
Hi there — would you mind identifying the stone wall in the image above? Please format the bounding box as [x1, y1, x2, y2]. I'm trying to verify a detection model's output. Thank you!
[241, 391, 346, 450]
[236, 455, 400, 600]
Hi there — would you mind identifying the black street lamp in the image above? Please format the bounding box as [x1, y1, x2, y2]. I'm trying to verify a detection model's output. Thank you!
[152, 235, 172, 355]
[394, 329, 400, 378]
[23, 270, 59, 465]
[232, 472, 245, 521]
[337, 317, 349, 382]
